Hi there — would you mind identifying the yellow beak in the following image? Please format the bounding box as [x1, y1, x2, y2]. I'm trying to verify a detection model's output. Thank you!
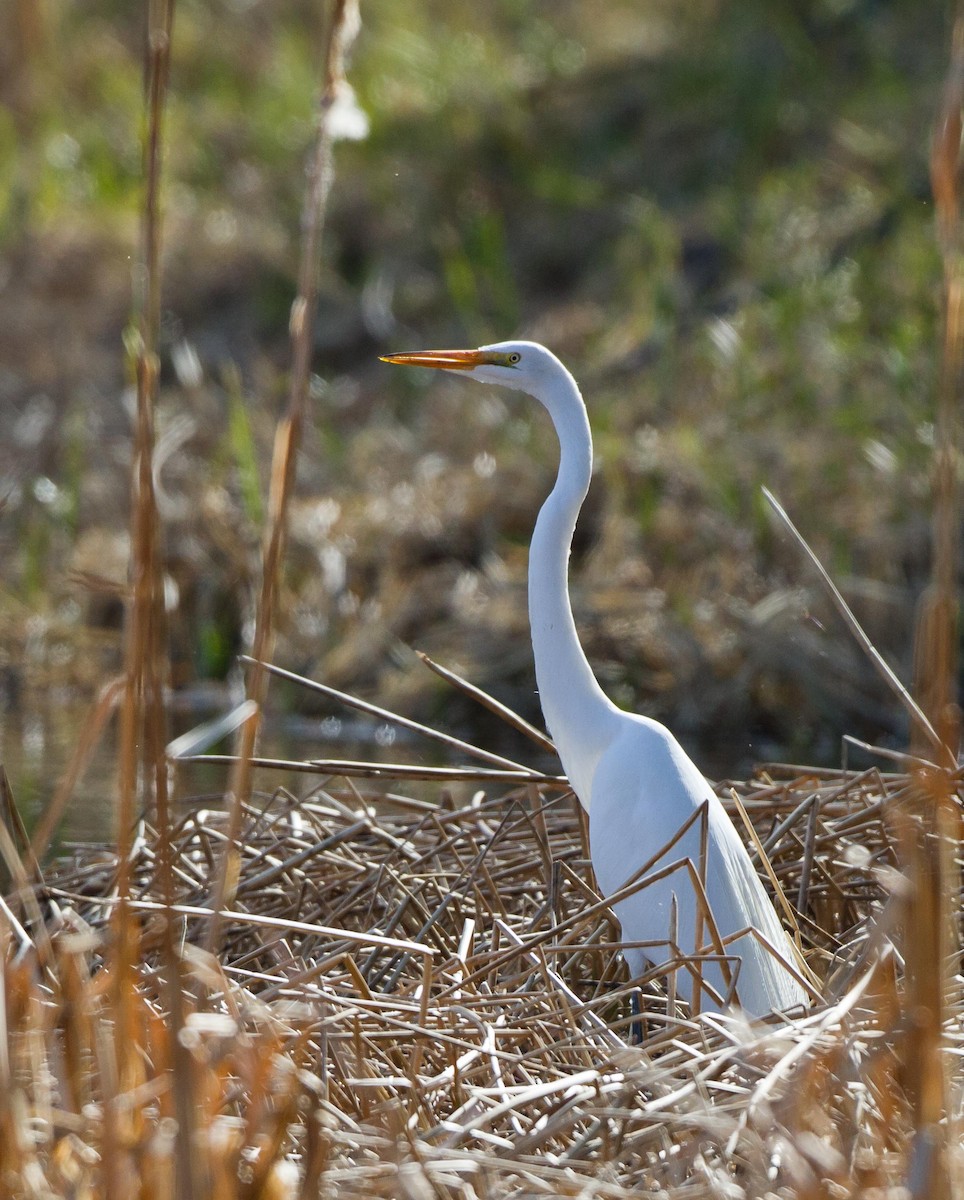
[379, 349, 488, 371]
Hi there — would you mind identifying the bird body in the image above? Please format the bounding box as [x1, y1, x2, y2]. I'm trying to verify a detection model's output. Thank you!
[382, 340, 808, 1017]
[589, 713, 805, 1014]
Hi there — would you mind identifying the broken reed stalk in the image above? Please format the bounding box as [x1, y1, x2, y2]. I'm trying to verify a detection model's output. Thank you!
[762, 487, 945, 759]
[206, 0, 362, 947]
[416, 651, 558, 754]
[242, 655, 543, 773]
[900, 13, 964, 1197]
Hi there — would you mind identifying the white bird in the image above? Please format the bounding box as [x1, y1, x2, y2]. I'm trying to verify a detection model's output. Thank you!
[381, 341, 809, 1017]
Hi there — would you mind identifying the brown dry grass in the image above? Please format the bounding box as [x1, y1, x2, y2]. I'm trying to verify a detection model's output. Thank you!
[1, 749, 943, 1196]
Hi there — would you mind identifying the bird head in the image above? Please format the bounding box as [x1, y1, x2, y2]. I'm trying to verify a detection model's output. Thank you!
[380, 340, 560, 395]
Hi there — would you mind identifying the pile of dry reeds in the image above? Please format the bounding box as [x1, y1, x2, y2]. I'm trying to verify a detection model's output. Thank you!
[1, 749, 935, 1197]
[3, 1, 964, 1196]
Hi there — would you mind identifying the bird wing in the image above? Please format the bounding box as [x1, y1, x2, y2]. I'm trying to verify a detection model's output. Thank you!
[588, 716, 807, 1015]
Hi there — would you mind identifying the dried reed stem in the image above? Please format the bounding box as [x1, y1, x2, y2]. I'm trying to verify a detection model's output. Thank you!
[117, 2, 207, 1195]
[898, 11, 964, 1197]
[25, 756, 923, 1194]
[206, 0, 362, 947]
[244, 656, 543, 773]
[762, 487, 945, 758]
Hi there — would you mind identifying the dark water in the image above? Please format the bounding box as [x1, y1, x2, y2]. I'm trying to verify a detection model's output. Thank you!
[1, 696, 117, 843]
[0, 685, 522, 848]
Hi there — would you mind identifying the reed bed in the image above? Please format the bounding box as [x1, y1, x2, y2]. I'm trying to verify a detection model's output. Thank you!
[2, 2, 963, 1195]
[1, 748, 947, 1196]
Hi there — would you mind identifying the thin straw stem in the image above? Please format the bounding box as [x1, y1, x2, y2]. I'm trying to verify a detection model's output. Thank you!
[205, 0, 362, 948]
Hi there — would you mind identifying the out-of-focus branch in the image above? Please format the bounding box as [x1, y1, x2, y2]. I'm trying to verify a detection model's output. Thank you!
[205, 0, 364, 944]
[115, 0, 192, 1196]
[900, 11, 964, 1200]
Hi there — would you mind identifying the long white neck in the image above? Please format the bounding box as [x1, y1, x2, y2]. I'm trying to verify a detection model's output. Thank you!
[527, 369, 619, 808]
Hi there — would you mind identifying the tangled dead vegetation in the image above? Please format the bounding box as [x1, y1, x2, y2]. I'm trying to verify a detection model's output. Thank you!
[2, 754, 942, 1197]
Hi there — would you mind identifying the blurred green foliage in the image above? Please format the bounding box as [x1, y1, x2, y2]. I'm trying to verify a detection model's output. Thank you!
[0, 0, 952, 767]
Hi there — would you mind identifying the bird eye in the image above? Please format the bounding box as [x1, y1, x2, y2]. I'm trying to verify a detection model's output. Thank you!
[507, 352, 521, 365]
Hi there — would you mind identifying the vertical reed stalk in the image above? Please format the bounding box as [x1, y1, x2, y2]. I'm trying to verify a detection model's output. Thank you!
[117, 1, 203, 1195]
[205, 0, 362, 947]
[901, 10, 964, 1196]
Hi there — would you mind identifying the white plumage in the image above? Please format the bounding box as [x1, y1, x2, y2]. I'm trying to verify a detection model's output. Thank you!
[382, 340, 808, 1017]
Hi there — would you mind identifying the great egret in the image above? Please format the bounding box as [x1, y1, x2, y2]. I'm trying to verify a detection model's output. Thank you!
[381, 341, 808, 1017]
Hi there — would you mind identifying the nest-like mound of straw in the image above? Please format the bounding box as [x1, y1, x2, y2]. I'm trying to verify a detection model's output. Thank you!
[4, 752, 922, 1197]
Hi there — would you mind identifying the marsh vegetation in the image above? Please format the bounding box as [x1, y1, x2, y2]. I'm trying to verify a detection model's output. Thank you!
[1, 2, 961, 1196]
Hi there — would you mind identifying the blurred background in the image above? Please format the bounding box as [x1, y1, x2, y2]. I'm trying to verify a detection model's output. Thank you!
[0, 0, 948, 833]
